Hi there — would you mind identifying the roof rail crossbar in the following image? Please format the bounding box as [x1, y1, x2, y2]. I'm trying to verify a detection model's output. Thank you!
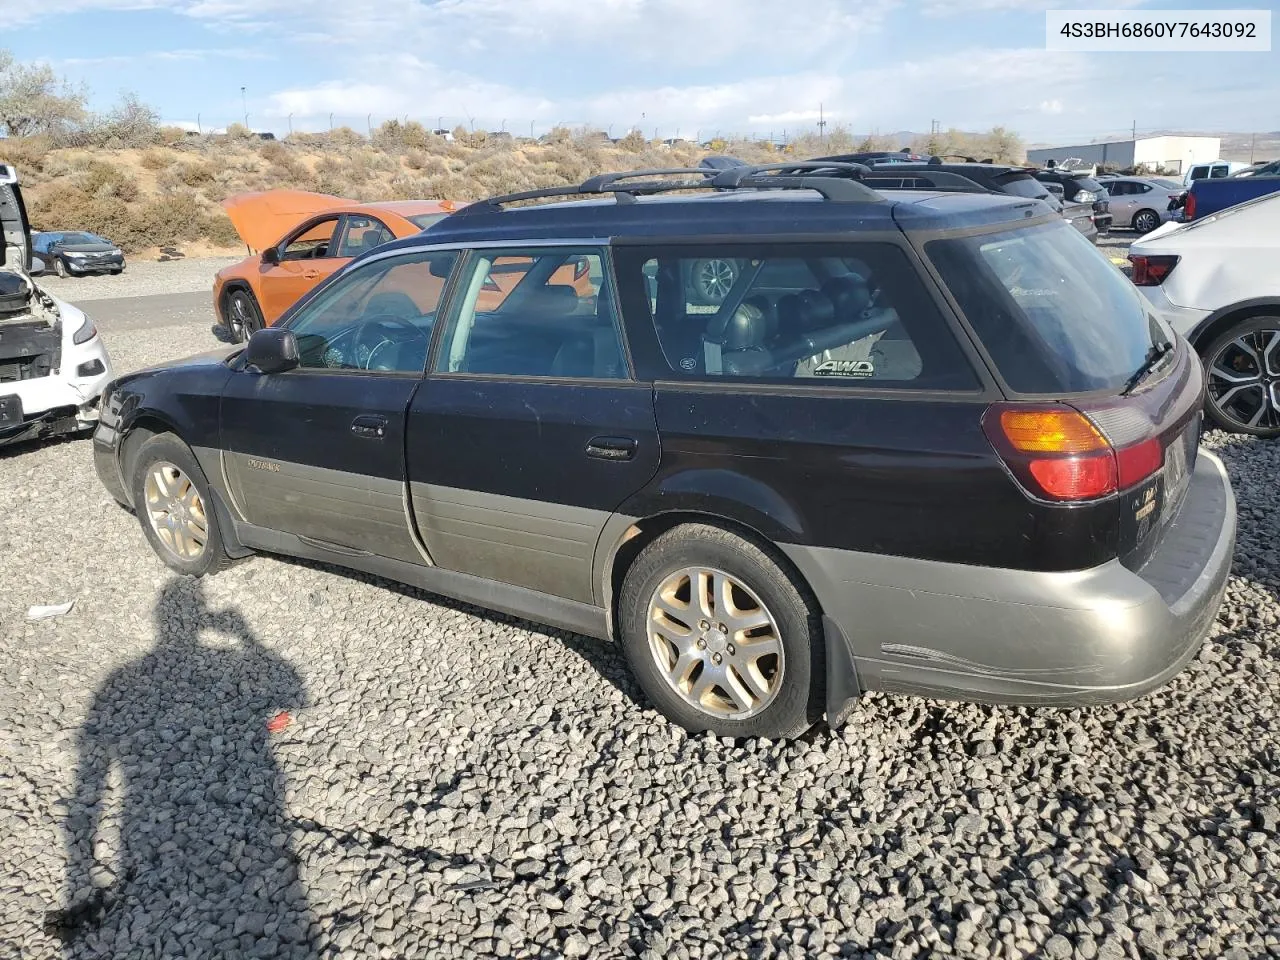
[580, 168, 717, 191]
[711, 162, 883, 202]
[861, 171, 991, 192]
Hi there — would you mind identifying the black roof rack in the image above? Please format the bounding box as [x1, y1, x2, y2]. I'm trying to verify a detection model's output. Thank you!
[860, 171, 992, 193]
[452, 161, 883, 216]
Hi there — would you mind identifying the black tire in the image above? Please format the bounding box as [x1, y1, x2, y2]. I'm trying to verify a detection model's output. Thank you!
[224, 289, 264, 344]
[618, 523, 821, 738]
[1132, 209, 1161, 234]
[54, 257, 67, 278]
[1201, 316, 1280, 438]
[129, 433, 232, 576]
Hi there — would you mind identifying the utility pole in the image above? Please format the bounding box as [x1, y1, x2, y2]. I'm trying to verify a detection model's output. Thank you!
[367, 114, 372, 138]
[328, 113, 333, 131]
[240, 86, 248, 129]
[818, 103, 827, 144]
[287, 114, 293, 136]
[1132, 120, 1136, 140]
[196, 113, 201, 134]
[1251, 133, 1257, 162]
[530, 120, 535, 138]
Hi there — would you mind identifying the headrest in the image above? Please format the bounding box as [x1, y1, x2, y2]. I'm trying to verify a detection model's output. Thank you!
[795, 289, 835, 332]
[821, 275, 872, 320]
[723, 299, 768, 351]
[365, 291, 420, 319]
[525, 285, 578, 315]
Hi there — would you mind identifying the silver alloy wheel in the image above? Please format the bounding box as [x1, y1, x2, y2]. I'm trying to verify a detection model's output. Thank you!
[143, 461, 209, 561]
[1208, 329, 1280, 431]
[1133, 209, 1160, 233]
[647, 565, 784, 720]
[228, 294, 250, 342]
[694, 259, 736, 302]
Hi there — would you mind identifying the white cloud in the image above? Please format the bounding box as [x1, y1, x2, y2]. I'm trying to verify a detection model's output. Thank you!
[924, 0, 1147, 13]
[1038, 99, 1064, 114]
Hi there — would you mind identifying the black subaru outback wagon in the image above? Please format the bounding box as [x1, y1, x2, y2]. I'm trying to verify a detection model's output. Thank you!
[93, 162, 1235, 738]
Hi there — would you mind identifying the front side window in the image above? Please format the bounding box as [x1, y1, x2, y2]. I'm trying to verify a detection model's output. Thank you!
[281, 218, 340, 261]
[334, 216, 394, 258]
[284, 250, 457, 374]
[435, 247, 626, 379]
[616, 242, 978, 390]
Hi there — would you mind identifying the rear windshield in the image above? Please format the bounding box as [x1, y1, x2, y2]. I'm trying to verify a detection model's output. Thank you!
[927, 220, 1168, 394]
[996, 176, 1052, 200]
[409, 213, 448, 230]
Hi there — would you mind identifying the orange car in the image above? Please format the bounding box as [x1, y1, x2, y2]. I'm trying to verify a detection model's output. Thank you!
[214, 191, 595, 342]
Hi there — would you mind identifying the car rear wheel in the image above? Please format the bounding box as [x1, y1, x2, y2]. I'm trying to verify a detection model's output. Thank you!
[225, 289, 264, 344]
[1203, 317, 1280, 439]
[618, 523, 820, 738]
[130, 433, 232, 576]
[1132, 209, 1161, 234]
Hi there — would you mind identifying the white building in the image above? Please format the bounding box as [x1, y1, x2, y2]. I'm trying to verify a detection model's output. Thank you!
[1026, 136, 1222, 174]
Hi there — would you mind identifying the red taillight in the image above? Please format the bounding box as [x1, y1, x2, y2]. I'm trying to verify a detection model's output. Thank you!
[1185, 191, 1197, 219]
[982, 405, 1164, 502]
[1129, 254, 1179, 286]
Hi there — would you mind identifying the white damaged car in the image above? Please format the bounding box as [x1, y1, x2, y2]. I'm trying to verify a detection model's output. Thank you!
[0, 163, 113, 446]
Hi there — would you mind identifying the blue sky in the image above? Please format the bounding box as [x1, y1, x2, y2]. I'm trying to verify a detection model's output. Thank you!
[5, 0, 1277, 143]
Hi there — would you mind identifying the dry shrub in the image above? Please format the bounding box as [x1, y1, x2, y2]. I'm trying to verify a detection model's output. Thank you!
[224, 123, 255, 140]
[177, 161, 216, 188]
[158, 126, 187, 145]
[0, 135, 54, 172]
[140, 148, 170, 171]
[83, 160, 139, 202]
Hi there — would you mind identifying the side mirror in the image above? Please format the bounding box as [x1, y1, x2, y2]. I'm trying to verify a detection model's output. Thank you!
[261, 246, 281, 266]
[243, 327, 299, 374]
[27, 255, 44, 276]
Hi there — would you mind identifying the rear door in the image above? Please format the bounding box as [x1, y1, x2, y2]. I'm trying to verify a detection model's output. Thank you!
[221, 248, 459, 563]
[407, 244, 659, 604]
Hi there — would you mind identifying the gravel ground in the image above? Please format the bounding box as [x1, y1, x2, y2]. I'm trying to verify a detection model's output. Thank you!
[35, 256, 242, 303]
[2, 262, 1278, 960]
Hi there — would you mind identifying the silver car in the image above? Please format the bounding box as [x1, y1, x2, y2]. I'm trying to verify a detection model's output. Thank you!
[1098, 176, 1184, 233]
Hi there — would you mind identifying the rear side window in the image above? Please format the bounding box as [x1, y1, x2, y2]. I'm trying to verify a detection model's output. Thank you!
[615, 242, 978, 390]
[927, 220, 1168, 394]
[435, 248, 626, 380]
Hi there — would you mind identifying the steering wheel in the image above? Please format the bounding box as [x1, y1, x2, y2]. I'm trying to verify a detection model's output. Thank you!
[352, 314, 430, 371]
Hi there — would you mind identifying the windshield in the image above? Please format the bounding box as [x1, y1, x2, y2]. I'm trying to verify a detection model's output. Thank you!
[60, 232, 104, 244]
[409, 213, 448, 230]
[927, 220, 1168, 394]
[1152, 178, 1182, 191]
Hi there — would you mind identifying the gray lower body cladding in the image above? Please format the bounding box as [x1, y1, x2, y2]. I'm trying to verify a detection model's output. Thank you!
[784, 450, 1235, 705]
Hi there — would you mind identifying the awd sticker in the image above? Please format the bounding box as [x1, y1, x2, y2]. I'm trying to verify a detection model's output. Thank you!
[813, 358, 874, 378]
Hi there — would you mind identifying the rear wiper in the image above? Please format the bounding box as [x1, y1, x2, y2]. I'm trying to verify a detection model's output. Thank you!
[1121, 340, 1174, 396]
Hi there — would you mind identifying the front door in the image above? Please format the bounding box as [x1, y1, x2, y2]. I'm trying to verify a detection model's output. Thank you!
[258, 215, 350, 323]
[222, 248, 460, 564]
[407, 246, 660, 604]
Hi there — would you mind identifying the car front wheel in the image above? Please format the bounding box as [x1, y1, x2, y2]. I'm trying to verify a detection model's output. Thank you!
[225, 289, 264, 344]
[619, 523, 821, 738]
[130, 433, 232, 576]
[1203, 316, 1280, 439]
[54, 258, 67, 278]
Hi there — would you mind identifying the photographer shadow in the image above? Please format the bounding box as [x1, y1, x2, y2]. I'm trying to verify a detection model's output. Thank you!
[46, 578, 317, 959]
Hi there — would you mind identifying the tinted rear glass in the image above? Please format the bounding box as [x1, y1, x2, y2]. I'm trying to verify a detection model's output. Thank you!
[927, 220, 1168, 394]
[409, 213, 448, 230]
[998, 176, 1051, 199]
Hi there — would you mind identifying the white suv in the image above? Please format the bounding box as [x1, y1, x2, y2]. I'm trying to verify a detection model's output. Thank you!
[0, 164, 113, 446]
[1129, 191, 1280, 437]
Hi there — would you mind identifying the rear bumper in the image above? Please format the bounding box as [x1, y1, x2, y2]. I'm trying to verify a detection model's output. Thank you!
[787, 451, 1235, 712]
[1135, 285, 1211, 339]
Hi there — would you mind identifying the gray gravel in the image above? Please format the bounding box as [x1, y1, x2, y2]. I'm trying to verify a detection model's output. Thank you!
[36, 256, 242, 303]
[2, 268, 1279, 959]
